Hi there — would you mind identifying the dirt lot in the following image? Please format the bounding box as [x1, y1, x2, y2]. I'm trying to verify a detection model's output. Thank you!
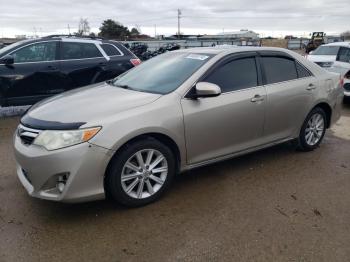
[0, 103, 350, 262]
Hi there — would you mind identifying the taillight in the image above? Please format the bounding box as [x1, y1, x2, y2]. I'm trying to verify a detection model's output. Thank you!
[130, 58, 141, 66]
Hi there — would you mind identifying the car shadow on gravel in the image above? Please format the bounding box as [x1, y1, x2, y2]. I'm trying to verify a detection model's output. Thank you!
[29, 142, 298, 219]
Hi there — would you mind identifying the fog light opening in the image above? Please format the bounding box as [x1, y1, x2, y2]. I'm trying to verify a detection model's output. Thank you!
[56, 174, 68, 193]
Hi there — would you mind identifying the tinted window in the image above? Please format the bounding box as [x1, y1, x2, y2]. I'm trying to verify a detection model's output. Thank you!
[204, 57, 258, 93]
[312, 46, 340, 55]
[296, 63, 312, 78]
[337, 47, 350, 63]
[101, 44, 122, 56]
[11, 42, 57, 63]
[0, 39, 34, 57]
[113, 52, 213, 94]
[61, 42, 102, 60]
[262, 56, 297, 84]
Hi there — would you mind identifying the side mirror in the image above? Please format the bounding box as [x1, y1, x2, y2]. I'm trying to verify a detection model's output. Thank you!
[309, 51, 314, 55]
[0, 55, 14, 65]
[189, 82, 221, 99]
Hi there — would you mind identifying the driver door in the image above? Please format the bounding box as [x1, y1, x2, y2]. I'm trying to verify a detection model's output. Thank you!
[181, 53, 266, 165]
[0, 41, 62, 106]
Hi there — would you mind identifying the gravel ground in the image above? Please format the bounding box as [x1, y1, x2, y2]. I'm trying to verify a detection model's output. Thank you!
[0, 106, 30, 118]
[0, 103, 349, 262]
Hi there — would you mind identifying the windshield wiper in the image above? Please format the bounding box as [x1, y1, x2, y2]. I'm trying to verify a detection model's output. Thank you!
[114, 84, 133, 89]
[106, 80, 133, 90]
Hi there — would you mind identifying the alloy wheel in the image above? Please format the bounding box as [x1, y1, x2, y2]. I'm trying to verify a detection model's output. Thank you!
[304, 113, 325, 146]
[121, 149, 168, 199]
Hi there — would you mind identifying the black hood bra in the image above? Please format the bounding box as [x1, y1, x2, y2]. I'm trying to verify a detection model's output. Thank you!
[21, 114, 86, 130]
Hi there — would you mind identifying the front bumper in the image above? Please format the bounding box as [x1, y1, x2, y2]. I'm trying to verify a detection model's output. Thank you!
[14, 133, 113, 203]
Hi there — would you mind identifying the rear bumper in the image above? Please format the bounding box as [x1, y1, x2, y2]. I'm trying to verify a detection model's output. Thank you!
[14, 133, 113, 203]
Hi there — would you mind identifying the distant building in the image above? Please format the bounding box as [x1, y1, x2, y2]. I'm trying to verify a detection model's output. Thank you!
[210, 29, 259, 40]
[165, 30, 259, 41]
[0, 37, 26, 47]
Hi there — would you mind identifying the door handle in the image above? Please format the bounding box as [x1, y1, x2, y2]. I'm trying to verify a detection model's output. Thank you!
[251, 94, 264, 102]
[46, 65, 58, 71]
[306, 83, 316, 90]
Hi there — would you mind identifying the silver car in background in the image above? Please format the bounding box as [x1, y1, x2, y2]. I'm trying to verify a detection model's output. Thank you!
[14, 47, 343, 207]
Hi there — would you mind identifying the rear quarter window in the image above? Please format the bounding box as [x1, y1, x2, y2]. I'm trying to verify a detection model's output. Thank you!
[296, 62, 312, 78]
[101, 44, 122, 56]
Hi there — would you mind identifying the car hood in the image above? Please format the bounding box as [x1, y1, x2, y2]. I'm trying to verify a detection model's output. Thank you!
[307, 55, 337, 63]
[23, 82, 161, 128]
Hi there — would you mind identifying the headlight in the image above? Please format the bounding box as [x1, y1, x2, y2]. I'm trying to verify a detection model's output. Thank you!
[33, 127, 101, 151]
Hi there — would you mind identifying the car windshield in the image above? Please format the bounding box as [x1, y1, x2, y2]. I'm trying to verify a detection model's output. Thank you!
[112, 52, 213, 94]
[0, 39, 32, 57]
[312, 46, 340, 55]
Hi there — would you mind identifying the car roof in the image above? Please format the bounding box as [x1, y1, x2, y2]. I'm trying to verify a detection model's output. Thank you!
[176, 46, 293, 55]
[13, 36, 119, 45]
[323, 42, 350, 47]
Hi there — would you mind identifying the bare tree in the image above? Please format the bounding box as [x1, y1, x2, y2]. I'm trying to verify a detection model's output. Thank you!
[77, 18, 90, 36]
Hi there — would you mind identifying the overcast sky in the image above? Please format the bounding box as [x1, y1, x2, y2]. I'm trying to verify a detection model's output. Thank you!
[0, 0, 349, 38]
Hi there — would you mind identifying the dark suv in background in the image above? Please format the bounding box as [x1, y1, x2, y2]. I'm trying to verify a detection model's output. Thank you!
[0, 35, 141, 106]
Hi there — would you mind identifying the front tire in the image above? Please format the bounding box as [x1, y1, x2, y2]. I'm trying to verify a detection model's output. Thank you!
[297, 107, 327, 151]
[105, 138, 176, 207]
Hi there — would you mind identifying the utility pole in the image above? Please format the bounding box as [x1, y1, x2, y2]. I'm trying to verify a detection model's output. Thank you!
[67, 24, 71, 35]
[154, 24, 157, 38]
[177, 9, 181, 39]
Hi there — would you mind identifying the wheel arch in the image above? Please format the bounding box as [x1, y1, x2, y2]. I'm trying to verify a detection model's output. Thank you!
[104, 132, 182, 180]
[313, 102, 332, 128]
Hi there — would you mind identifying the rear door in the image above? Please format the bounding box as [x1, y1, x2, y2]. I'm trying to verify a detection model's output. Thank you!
[99, 43, 134, 81]
[58, 41, 108, 90]
[181, 53, 266, 164]
[0, 41, 62, 105]
[259, 52, 316, 142]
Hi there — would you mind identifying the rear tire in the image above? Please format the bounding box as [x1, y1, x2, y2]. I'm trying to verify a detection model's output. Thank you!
[105, 137, 176, 207]
[297, 107, 327, 152]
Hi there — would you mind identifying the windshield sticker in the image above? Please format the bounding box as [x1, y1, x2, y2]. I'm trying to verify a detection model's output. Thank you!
[185, 54, 209, 60]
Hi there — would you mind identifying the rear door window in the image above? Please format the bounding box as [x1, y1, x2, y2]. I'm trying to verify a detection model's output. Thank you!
[101, 44, 122, 56]
[204, 57, 258, 93]
[262, 56, 298, 84]
[61, 42, 103, 60]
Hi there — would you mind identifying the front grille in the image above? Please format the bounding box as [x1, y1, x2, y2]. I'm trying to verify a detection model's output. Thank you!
[315, 62, 332, 68]
[315, 62, 325, 67]
[17, 124, 41, 145]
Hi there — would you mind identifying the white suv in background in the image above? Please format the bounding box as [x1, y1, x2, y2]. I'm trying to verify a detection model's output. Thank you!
[307, 42, 350, 68]
[307, 42, 350, 100]
[328, 45, 350, 99]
